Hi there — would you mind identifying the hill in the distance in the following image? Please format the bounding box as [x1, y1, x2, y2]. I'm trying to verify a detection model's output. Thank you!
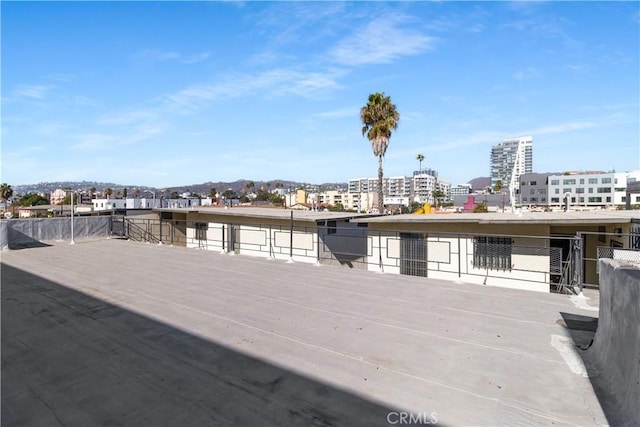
[468, 177, 491, 192]
[14, 179, 348, 196]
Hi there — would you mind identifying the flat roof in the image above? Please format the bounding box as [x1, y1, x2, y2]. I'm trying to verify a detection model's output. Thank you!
[353, 209, 640, 225]
[2, 239, 606, 425]
[157, 206, 373, 222]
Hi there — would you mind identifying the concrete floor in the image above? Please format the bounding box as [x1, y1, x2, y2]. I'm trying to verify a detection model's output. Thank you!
[1, 238, 607, 426]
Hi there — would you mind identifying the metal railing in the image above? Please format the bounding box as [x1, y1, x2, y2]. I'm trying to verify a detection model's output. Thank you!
[577, 230, 640, 288]
[120, 217, 582, 291]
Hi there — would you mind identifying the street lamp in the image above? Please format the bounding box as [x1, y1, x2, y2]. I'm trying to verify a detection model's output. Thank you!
[70, 191, 75, 245]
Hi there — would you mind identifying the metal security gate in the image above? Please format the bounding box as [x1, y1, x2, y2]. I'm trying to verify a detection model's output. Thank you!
[400, 233, 427, 277]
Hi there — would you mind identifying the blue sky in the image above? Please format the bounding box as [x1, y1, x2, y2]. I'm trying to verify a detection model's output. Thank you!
[2, 1, 639, 188]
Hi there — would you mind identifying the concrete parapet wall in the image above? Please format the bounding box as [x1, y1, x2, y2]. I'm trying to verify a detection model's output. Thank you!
[587, 259, 640, 426]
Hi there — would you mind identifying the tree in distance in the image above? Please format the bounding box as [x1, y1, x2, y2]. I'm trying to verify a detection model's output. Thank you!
[416, 153, 424, 173]
[0, 183, 13, 207]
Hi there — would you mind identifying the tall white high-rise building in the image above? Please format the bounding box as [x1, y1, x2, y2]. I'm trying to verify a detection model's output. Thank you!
[490, 136, 533, 191]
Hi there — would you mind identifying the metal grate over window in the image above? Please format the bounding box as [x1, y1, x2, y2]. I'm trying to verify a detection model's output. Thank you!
[473, 236, 512, 271]
[194, 222, 208, 241]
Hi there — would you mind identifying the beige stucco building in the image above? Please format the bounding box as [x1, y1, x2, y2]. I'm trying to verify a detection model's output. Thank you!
[128, 207, 639, 293]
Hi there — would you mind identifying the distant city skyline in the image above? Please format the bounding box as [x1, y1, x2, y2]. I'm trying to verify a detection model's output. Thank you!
[2, 2, 639, 188]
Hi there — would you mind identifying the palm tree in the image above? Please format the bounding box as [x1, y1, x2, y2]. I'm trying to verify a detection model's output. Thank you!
[244, 181, 255, 195]
[104, 188, 113, 199]
[432, 189, 445, 210]
[361, 92, 400, 214]
[416, 153, 424, 173]
[1, 183, 13, 210]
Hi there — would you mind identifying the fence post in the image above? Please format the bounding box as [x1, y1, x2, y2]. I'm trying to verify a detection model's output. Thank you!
[287, 211, 294, 263]
[267, 225, 274, 260]
[577, 232, 584, 292]
[159, 218, 163, 245]
[378, 231, 383, 273]
[221, 224, 226, 253]
[315, 225, 321, 265]
[457, 233, 462, 283]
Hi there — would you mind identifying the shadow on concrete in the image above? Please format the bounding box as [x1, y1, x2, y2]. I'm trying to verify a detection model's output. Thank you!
[559, 312, 612, 425]
[1, 263, 434, 426]
[559, 312, 598, 350]
[6, 230, 53, 250]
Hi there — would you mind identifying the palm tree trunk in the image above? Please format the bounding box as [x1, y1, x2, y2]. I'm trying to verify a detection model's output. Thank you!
[378, 154, 384, 214]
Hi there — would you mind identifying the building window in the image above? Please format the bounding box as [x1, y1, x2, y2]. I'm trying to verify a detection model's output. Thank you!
[537, 189, 546, 194]
[194, 222, 208, 241]
[550, 180, 559, 185]
[562, 188, 572, 194]
[588, 197, 602, 203]
[554, 189, 560, 194]
[327, 220, 337, 235]
[575, 188, 584, 193]
[630, 227, 640, 249]
[580, 179, 585, 184]
[606, 197, 611, 203]
[551, 197, 560, 203]
[615, 187, 625, 192]
[602, 178, 612, 184]
[588, 178, 598, 184]
[597, 187, 611, 193]
[588, 188, 594, 193]
[563, 179, 576, 185]
[530, 181, 537, 186]
[473, 237, 512, 271]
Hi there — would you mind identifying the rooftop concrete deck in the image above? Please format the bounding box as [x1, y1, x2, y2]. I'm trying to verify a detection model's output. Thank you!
[2, 238, 607, 426]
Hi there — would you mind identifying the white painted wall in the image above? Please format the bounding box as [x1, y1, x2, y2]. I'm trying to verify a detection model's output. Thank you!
[366, 232, 551, 292]
[185, 222, 319, 263]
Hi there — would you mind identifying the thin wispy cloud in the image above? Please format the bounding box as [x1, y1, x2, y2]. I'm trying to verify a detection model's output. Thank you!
[330, 14, 436, 66]
[513, 67, 540, 80]
[253, 2, 347, 47]
[525, 121, 595, 136]
[163, 68, 344, 110]
[565, 64, 585, 71]
[72, 134, 117, 150]
[47, 74, 73, 83]
[125, 123, 166, 144]
[423, 130, 509, 153]
[98, 110, 155, 126]
[2, 2, 637, 187]
[313, 107, 358, 119]
[35, 122, 68, 135]
[134, 49, 211, 64]
[181, 52, 211, 64]
[14, 84, 53, 99]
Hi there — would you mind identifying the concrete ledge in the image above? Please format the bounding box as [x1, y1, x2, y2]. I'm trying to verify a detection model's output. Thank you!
[586, 259, 640, 426]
